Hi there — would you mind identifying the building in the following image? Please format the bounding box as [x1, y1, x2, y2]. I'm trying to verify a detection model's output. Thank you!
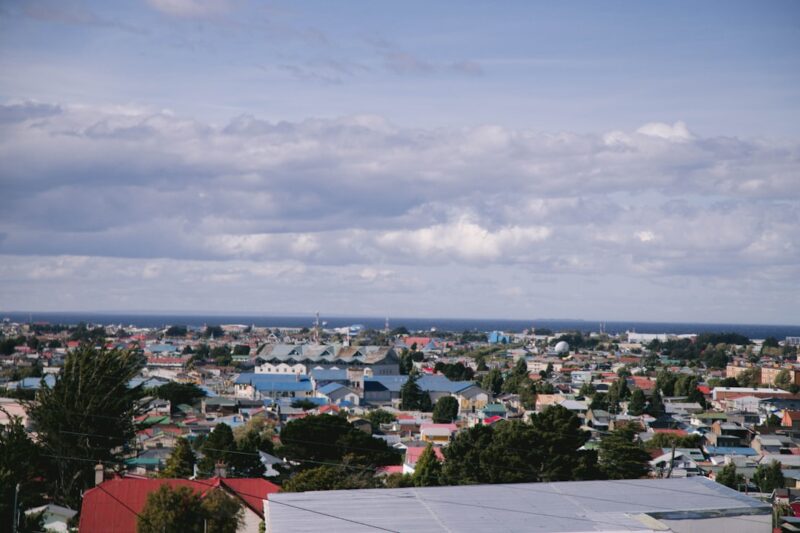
[234, 373, 313, 400]
[265, 477, 770, 532]
[80, 476, 279, 533]
[254, 344, 400, 375]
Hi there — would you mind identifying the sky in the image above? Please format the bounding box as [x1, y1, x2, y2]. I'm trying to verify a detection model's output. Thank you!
[0, 0, 799, 324]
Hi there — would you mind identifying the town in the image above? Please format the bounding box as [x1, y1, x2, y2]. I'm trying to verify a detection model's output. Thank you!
[2, 317, 800, 531]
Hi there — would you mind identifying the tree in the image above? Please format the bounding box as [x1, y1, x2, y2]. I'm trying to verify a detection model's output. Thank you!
[627, 388, 646, 416]
[0, 416, 44, 531]
[774, 370, 792, 391]
[606, 378, 631, 413]
[578, 382, 596, 398]
[137, 485, 243, 533]
[155, 382, 206, 411]
[590, 393, 609, 411]
[160, 438, 196, 478]
[716, 463, 744, 490]
[282, 465, 376, 492]
[164, 325, 188, 337]
[198, 423, 236, 477]
[137, 485, 204, 533]
[413, 444, 442, 487]
[753, 460, 785, 494]
[28, 346, 144, 508]
[598, 424, 651, 480]
[365, 409, 396, 427]
[530, 405, 596, 481]
[647, 390, 665, 418]
[644, 433, 702, 450]
[200, 487, 245, 533]
[481, 368, 504, 396]
[432, 396, 459, 423]
[401, 374, 432, 411]
[737, 368, 760, 388]
[278, 415, 400, 467]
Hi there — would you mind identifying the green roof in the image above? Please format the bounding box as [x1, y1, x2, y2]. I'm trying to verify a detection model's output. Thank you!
[482, 403, 507, 414]
[693, 412, 728, 420]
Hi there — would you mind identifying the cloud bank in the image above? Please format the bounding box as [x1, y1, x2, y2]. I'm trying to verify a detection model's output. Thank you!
[1, 101, 797, 321]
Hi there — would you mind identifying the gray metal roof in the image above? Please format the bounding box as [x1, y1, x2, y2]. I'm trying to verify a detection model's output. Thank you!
[267, 477, 769, 533]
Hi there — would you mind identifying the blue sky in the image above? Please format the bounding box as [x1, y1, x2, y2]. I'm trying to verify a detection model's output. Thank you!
[0, 0, 798, 324]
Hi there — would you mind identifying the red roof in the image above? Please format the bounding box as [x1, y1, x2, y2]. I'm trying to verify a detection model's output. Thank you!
[405, 446, 445, 465]
[697, 385, 711, 395]
[79, 476, 279, 532]
[631, 377, 656, 391]
[376, 465, 405, 475]
[483, 415, 504, 425]
[653, 428, 688, 436]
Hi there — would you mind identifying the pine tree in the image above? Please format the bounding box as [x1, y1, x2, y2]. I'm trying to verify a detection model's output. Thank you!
[413, 444, 442, 487]
[627, 389, 646, 416]
[716, 463, 743, 489]
[598, 424, 651, 480]
[753, 460, 785, 494]
[432, 396, 459, 423]
[160, 437, 196, 478]
[198, 423, 235, 477]
[648, 390, 665, 417]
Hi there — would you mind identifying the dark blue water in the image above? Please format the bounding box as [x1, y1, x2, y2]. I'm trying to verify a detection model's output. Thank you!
[3, 311, 800, 339]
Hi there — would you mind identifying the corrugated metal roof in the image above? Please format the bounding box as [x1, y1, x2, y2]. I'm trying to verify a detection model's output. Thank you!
[267, 477, 769, 533]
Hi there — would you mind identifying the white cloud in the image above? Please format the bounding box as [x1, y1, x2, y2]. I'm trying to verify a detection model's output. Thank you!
[145, 0, 232, 18]
[636, 121, 693, 141]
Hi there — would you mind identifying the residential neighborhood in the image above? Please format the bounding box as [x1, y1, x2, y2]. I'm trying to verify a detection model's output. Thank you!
[2, 318, 800, 531]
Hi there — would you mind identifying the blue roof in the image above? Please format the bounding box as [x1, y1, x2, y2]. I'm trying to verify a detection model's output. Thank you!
[417, 375, 474, 393]
[318, 382, 347, 395]
[310, 368, 348, 381]
[147, 344, 179, 353]
[9, 375, 56, 390]
[704, 446, 757, 456]
[235, 373, 310, 385]
[365, 375, 408, 393]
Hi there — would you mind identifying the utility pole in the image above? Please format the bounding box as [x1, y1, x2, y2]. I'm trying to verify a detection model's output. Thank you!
[12, 483, 19, 533]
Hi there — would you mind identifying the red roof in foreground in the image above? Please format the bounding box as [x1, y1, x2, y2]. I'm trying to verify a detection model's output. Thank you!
[79, 476, 280, 533]
[653, 428, 688, 436]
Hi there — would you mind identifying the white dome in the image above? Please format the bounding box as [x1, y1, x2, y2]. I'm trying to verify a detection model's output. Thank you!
[554, 341, 569, 354]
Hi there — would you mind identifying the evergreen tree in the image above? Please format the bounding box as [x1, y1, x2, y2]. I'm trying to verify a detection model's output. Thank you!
[753, 460, 785, 494]
[530, 405, 596, 481]
[200, 488, 245, 533]
[716, 463, 744, 490]
[627, 388, 646, 416]
[648, 390, 665, 418]
[28, 346, 144, 507]
[160, 437, 196, 478]
[578, 382, 596, 398]
[401, 373, 431, 411]
[481, 368, 504, 396]
[198, 423, 236, 477]
[137, 485, 243, 533]
[282, 465, 377, 492]
[606, 378, 631, 413]
[413, 444, 442, 487]
[0, 416, 44, 530]
[590, 393, 609, 411]
[432, 396, 459, 423]
[598, 424, 651, 480]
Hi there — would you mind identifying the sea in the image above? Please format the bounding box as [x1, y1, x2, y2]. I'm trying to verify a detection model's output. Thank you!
[3, 311, 800, 340]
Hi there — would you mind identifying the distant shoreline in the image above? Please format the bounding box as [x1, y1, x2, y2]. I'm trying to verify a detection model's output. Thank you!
[3, 311, 799, 339]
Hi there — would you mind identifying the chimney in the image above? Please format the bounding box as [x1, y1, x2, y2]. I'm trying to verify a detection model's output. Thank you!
[94, 463, 104, 486]
[214, 461, 227, 478]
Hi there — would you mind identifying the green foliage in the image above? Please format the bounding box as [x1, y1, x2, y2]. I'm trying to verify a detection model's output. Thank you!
[202, 326, 225, 339]
[481, 368, 504, 395]
[198, 423, 236, 477]
[383, 472, 414, 488]
[278, 415, 400, 467]
[598, 424, 651, 480]
[551, 332, 598, 350]
[774, 369, 792, 391]
[413, 443, 442, 487]
[137, 485, 243, 533]
[606, 378, 631, 413]
[737, 368, 760, 388]
[647, 390, 665, 417]
[401, 374, 432, 411]
[137, 485, 204, 533]
[441, 406, 596, 485]
[644, 432, 702, 450]
[432, 396, 459, 423]
[579, 382, 596, 398]
[164, 325, 188, 337]
[0, 416, 44, 530]
[530, 405, 597, 481]
[753, 460, 785, 494]
[716, 463, 744, 490]
[28, 346, 144, 508]
[434, 362, 475, 381]
[282, 465, 377, 492]
[160, 437, 196, 478]
[590, 393, 609, 411]
[291, 399, 318, 410]
[365, 409, 396, 427]
[627, 388, 646, 416]
[232, 345, 251, 356]
[155, 382, 206, 410]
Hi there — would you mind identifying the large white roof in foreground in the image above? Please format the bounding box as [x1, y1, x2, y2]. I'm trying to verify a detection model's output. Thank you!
[266, 477, 769, 533]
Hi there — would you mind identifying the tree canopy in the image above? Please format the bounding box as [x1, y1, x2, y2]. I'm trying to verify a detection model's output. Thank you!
[432, 396, 459, 423]
[598, 424, 651, 480]
[137, 485, 243, 533]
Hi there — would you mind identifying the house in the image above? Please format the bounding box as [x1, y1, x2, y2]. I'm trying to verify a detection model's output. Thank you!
[265, 477, 771, 532]
[783, 411, 800, 429]
[254, 344, 400, 375]
[234, 373, 313, 401]
[453, 384, 491, 412]
[649, 450, 704, 478]
[420, 423, 458, 444]
[79, 476, 280, 533]
[403, 446, 445, 474]
[316, 382, 360, 405]
[24, 504, 77, 532]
